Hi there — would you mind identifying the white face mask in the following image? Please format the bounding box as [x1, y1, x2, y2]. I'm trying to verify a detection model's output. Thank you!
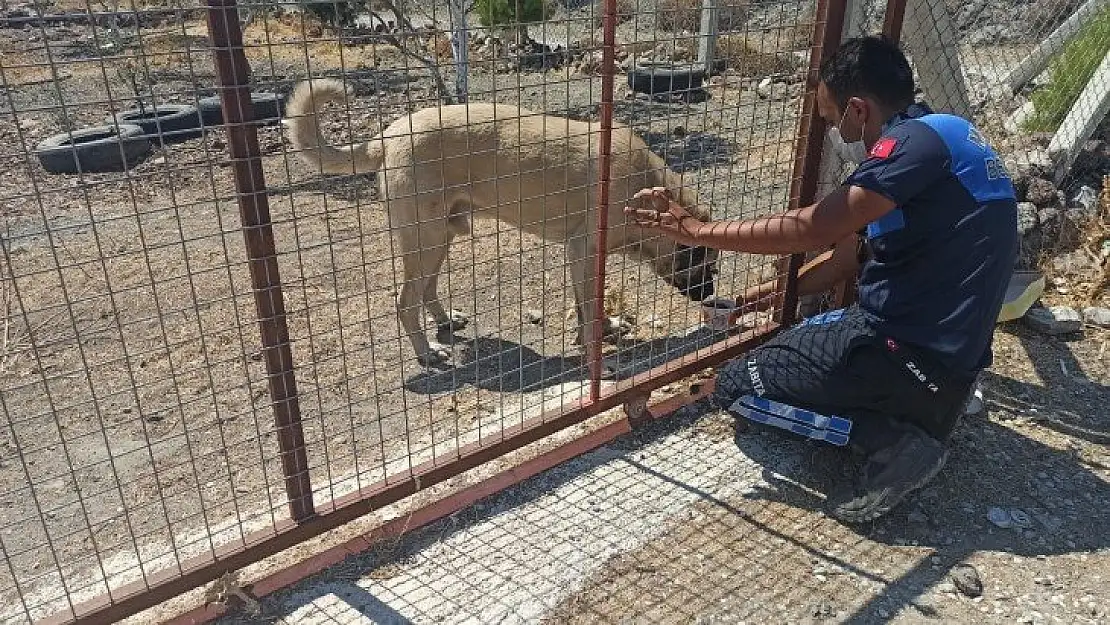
[828, 105, 869, 164]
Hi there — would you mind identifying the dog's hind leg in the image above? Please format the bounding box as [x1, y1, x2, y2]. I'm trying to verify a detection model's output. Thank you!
[424, 214, 471, 340]
[396, 227, 455, 368]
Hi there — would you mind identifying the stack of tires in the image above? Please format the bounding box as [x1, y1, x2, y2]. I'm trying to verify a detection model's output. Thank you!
[32, 92, 285, 175]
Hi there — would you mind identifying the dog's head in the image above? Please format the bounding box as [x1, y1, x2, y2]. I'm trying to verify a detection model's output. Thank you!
[658, 185, 718, 301]
[656, 243, 719, 302]
[624, 181, 719, 301]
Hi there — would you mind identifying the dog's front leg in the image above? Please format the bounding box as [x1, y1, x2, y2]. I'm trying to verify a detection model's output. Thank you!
[566, 237, 594, 350]
[567, 238, 617, 379]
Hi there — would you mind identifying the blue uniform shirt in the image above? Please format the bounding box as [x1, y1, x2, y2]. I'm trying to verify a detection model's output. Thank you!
[845, 103, 1018, 374]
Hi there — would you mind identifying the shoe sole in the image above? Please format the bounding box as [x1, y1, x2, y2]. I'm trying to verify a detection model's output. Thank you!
[832, 449, 950, 523]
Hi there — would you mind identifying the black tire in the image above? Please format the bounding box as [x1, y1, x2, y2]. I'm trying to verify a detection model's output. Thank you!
[34, 124, 153, 174]
[627, 62, 706, 96]
[197, 92, 285, 127]
[104, 104, 202, 144]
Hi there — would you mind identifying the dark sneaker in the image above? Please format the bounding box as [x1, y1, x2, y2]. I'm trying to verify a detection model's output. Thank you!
[831, 425, 949, 523]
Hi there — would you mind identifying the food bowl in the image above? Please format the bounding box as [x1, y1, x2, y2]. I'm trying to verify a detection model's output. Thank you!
[701, 297, 741, 330]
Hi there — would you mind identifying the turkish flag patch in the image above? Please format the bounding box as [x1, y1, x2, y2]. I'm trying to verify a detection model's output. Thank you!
[870, 137, 897, 159]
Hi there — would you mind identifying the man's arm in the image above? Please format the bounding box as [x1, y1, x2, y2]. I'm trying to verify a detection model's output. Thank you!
[624, 185, 896, 254]
[738, 233, 861, 312]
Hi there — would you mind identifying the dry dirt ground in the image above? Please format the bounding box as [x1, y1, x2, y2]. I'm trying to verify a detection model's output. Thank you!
[1, 2, 1104, 624]
[208, 323, 1109, 625]
[0, 6, 809, 621]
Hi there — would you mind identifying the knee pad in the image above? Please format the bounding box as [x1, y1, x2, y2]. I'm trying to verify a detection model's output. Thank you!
[729, 395, 853, 447]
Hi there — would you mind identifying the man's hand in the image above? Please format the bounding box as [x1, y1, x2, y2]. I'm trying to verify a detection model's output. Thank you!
[623, 187, 704, 247]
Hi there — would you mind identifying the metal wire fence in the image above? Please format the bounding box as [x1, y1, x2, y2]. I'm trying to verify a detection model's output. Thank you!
[0, 0, 1105, 622]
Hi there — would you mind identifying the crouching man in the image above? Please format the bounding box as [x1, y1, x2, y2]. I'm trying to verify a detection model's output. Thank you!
[624, 36, 1017, 522]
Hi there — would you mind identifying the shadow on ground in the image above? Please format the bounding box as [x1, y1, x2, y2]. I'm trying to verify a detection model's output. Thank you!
[217, 328, 1107, 624]
[403, 324, 738, 394]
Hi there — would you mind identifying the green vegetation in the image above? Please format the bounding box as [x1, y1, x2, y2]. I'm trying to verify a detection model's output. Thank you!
[1023, 8, 1110, 132]
[472, 0, 550, 29]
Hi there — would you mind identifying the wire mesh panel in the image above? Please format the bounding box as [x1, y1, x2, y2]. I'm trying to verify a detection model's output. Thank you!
[1, 0, 831, 621]
[264, 0, 822, 535]
[598, 0, 817, 372]
[0, 1, 309, 622]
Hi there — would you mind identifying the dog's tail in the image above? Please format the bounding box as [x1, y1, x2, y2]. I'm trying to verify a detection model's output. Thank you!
[286, 78, 384, 175]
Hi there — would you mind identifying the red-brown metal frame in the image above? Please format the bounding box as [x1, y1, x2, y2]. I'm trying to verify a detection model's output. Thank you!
[588, 0, 619, 402]
[34, 0, 860, 621]
[778, 0, 848, 323]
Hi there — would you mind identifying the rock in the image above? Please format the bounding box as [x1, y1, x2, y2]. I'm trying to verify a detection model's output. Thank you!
[524, 309, 543, 325]
[935, 581, 958, 594]
[1025, 177, 1058, 207]
[1005, 101, 1036, 134]
[988, 506, 1013, 528]
[1010, 148, 1053, 182]
[1024, 306, 1082, 335]
[1072, 185, 1098, 213]
[1037, 206, 1059, 229]
[1016, 202, 1038, 236]
[1051, 250, 1090, 275]
[1009, 508, 1033, 529]
[951, 563, 983, 598]
[756, 77, 774, 98]
[755, 77, 790, 100]
[1083, 307, 1110, 328]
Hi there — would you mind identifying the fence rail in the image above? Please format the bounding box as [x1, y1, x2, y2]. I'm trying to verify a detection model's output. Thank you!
[2, 0, 1107, 622]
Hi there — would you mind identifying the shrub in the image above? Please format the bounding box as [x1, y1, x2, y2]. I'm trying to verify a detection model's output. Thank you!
[473, 0, 551, 28]
[714, 34, 797, 76]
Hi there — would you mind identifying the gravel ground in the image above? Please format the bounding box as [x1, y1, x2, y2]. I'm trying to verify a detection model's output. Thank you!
[1, 0, 1103, 622]
[208, 323, 1109, 625]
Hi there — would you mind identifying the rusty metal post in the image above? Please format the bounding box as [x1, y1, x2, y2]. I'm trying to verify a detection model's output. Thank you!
[588, 0, 619, 403]
[205, 0, 314, 522]
[883, 0, 908, 43]
[780, 0, 848, 326]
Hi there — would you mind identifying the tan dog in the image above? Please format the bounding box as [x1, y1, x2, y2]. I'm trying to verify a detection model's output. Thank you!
[286, 79, 718, 367]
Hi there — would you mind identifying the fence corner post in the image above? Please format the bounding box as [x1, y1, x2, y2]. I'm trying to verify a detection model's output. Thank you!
[698, 0, 719, 75]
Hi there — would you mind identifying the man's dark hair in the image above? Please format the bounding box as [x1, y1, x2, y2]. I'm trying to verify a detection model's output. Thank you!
[818, 35, 915, 112]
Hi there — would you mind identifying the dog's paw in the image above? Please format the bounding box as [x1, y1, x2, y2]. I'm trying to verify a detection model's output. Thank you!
[443, 309, 469, 331]
[603, 315, 633, 339]
[417, 343, 453, 368]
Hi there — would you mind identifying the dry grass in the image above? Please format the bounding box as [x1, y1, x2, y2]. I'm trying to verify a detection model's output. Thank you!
[237, 12, 389, 70]
[655, 0, 748, 33]
[713, 34, 797, 76]
[1036, 175, 1110, 309]
[1090, 176, 1110, 305]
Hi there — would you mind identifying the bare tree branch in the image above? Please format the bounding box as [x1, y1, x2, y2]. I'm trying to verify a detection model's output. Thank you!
[366, 0, 456, 104]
